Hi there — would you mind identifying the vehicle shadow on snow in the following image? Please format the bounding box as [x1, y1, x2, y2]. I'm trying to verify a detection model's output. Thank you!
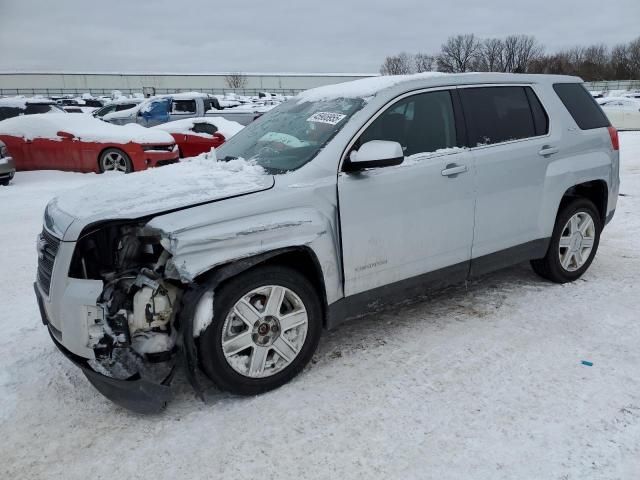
[167, 261, 560, 411]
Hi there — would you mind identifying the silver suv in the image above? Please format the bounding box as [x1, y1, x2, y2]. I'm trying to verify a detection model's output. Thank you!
[34, 73, 620, 412]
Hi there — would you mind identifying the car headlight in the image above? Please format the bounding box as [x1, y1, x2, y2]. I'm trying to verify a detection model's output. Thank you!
[0, 145, 8, 158]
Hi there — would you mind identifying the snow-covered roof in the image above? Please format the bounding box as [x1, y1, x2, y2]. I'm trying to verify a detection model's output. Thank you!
[0, 96, 56, 108]
[297, 73, 447, 102]
[108, 97, 144, 105]
[153, 117, 244, 139]
[296, 72, 582, 103]
[0, 113, 174, 144]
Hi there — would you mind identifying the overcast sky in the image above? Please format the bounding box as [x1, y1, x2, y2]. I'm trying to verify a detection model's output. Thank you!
[0, 0, 638, 74]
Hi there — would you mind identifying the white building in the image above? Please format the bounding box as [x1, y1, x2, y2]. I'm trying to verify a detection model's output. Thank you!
[0, 72, 376, 97]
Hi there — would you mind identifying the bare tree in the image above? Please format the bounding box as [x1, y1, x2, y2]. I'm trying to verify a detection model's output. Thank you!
[513, 35, 544, 72]
[437, 34, 482, 73]
[380, 35, 640, 81]
[224, 72, 248, 89]
[628, 36, 640, 77]
[414, 53, 435, 72]
[380, 52, 414, 75]
[610, 44, 632, 79]
[581, 44, 611, 80]
[480, 38, 505, 72]
[498, 35, 544, 73]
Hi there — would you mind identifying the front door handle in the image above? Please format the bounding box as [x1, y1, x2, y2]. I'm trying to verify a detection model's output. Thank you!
[538, 145, 559, 156]
[441, 163, 468, 177]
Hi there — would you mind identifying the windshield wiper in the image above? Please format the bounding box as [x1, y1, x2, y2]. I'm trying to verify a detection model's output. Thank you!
[219, 155, 238, 162]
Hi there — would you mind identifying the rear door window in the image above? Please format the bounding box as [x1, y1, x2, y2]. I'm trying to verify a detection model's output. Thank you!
[359, 90, 458, 156]
[115, 103, 137, 111]
[171, 99, 197, 114]
[459, 86, 539, 146]
[192, 122, 218, 135]
[553, 83, 610, 130]
[25, 104, 60, 115]
[0, 107, 22, 120]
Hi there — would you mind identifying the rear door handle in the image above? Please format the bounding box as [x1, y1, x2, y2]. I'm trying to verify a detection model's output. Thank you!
[538, 145, 559, 156]
[441, 163, 468, 177]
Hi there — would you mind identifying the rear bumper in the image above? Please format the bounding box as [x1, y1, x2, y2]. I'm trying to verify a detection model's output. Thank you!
[35, 282, 172, 414]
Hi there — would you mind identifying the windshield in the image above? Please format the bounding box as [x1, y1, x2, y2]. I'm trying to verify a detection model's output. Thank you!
[25, 103, 64, 115]
[215, 97, 365, 172]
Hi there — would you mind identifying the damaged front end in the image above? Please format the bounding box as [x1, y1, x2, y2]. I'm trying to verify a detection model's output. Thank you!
[61, 221, 184, 412]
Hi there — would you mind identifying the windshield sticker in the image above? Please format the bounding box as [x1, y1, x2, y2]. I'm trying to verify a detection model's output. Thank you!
[306, 112, 347, 125]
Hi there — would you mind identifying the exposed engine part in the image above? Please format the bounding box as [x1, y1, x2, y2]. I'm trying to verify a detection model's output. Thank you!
[128, 279, 179, 334]
[75, 222, 183, 371]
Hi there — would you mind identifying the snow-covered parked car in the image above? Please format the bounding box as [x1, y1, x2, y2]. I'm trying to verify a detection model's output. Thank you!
[0, 139, 15, 185]
[152, 117, 244, 157]
[104, 92, 270, 127]
[0, 114, 178, 173]
[35, 73, 619, 412]
[93, 97, 143, 120]
[599, 97, 640, 130]
[0, 97, 65, 121]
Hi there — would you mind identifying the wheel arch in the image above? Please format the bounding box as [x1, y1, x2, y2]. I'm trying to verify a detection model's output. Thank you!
[176, 246, 329, 398]
[192, 246, 329, 325]
[560, 179, 608, 224]
[97, 145, 132, 173]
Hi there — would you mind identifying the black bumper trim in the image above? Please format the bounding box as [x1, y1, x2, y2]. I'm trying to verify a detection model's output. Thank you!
[605, 208, 616, 226]
[35, 283, 172, 414]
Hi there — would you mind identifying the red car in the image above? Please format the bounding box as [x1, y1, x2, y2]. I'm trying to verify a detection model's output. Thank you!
[153, 117, 244, 158]
[0, 114, 178, 173]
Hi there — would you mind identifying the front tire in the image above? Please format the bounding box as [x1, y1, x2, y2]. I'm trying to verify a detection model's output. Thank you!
[197, 265, 322, 395]
[531, 197, 602, 283]
[98, 148, 133, 173]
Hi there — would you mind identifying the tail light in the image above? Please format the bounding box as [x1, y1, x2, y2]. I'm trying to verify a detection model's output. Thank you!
[607, 126, 619, 151]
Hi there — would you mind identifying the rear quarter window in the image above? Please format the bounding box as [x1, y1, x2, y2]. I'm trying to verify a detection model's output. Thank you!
[553, 83, 610, 130]
[459, 86, 538, 146]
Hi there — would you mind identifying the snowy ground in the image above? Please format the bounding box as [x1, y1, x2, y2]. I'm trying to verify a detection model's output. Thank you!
[1, 134, 639, 480]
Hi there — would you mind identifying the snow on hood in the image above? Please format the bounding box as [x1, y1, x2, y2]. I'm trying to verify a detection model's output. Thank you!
[297, 72, 447, 103]
[0, 113, 174, 144]
[152, 117, 244, 139]
[52, 151, 273, 221]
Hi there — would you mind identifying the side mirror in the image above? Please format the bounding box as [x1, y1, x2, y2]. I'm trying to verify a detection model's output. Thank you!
[348, 140, 404, 170]
[56, 131, 75, 140]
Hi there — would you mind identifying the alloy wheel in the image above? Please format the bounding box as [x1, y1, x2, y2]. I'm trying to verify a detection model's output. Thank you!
[101, 151, 129, 172]
[221, 285, 309, 378]
[558, 211, 596, 272]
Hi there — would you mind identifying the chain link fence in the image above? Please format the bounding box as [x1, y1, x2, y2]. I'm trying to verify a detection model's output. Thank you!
[2, 80, 639, 98]
[0, 87, 305, 98]
[584, 80, 640, 92]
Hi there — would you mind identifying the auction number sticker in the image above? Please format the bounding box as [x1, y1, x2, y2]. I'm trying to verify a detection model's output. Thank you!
[306, 112, 347, 125]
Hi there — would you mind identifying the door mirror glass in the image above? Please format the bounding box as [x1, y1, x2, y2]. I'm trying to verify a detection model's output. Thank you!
[348, 140, 404, 170]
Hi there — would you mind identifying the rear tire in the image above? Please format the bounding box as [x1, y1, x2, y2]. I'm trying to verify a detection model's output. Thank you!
[98, 148, 133, 173]
[531, 197, 602, 283]
[197, 265, 322, 395]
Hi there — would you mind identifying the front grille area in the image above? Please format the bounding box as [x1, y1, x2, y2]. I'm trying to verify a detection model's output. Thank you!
[143, 144, 175, 152]
[37, 228, 61, 296]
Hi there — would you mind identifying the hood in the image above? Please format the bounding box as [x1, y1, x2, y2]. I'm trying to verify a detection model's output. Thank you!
[50, 154, 274, 239]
